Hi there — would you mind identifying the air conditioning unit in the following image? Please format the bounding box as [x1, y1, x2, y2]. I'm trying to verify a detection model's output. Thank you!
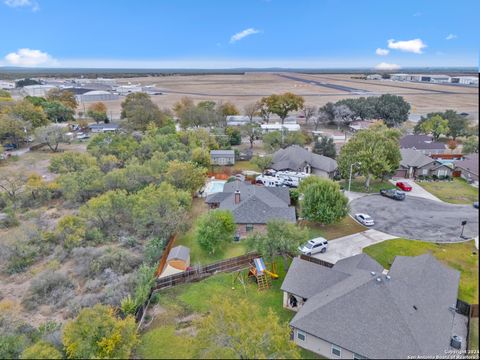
[450, 335, 462, 349]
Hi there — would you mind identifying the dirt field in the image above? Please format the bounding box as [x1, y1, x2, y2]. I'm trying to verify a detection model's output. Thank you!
[88, 73, 478, 121]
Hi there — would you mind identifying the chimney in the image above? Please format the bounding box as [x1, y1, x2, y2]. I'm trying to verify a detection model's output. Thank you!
[234, 190, 241, 204]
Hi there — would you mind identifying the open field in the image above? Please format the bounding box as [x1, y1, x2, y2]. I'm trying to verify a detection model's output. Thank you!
[363, 239, 478, 304]
[91, 73, 479, 121]
[418, 178, 479, 205]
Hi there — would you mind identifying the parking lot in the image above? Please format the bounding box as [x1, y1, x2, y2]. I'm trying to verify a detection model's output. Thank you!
[349, 195, 479, 242]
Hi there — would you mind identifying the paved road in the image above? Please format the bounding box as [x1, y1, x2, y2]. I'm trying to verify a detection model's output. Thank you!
[389, 178, 442, 202]
[312, 229, 396, 263]
[276, 73, 369, 93]
[350, 195, 478, 242]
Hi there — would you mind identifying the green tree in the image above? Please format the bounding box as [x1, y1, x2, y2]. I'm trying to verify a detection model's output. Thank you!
[87, 102, 109, 123]
[43, 101, 75, 123]
[418, 114, 449, 141]
[195, 297, 300, 359]
[226, 126, 242, 145]
[462, 136, 478, 154]
[0, 114, 29, 148]
[8, 100, 49, 128]
[251, 155, 272, 173]
[217, 101, 239, 116]
[197, 210, 236, 254]
[191, 147, 211, 168]
[262, 93, 305, 124]
[35, 125, 69, 152]
[336, 97, 377, 120]
[87, 133, 139, 164]
[56, 215, 87, 250]
[300, 177, 349, 225]
[415, 110, 469, 140]
[241, 122, 261, 148]
[121, 92, 166, 131]
[63, 304, 138, 359]
[21, 341, 62, 359]
[374, 94, 410, 127]
[313, 136, 336, 159]
[58, 166, 104, 202]
[337, 124, 401, 188]
[247, 220, 308, 270]
[165, 160, 206, 194]
[49, 152, 97, 174]
[46, 88, 78, 109]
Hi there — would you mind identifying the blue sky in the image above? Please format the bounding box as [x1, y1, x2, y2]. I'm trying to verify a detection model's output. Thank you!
[0, 0, 478, 68]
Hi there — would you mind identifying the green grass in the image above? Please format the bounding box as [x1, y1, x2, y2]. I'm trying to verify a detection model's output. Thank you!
[418, 178, 479, 204]
[338, 176, 395, 194]
[232, 160, 260, 172]
[302, 216, 367, 240]
[469, 318, 479, 351]
[137, 258, 317, 359]
[175, 198, 248, 265]
[363, 238, 479, 304]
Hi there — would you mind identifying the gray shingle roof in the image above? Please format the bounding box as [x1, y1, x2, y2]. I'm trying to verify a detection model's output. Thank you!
[287, 254, 460, 359]
[454, 153, 478, 176]
[270, 145, 337, 173]
[167, 245, 190, 262]
[210, 150, 235, 156]
[400, 135, 446, 151]
[400, 149, 436, 168]
[332, 253, 384, 274]
[205, 180, 296, 224]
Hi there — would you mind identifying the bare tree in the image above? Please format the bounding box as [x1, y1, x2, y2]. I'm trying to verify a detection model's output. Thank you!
[333, 104, 354, 130]
[35, 125, 69, 152]
[0, 174, 26, 210]
[314, 110, 330, 130]
[302, 105, 317, 125]
[243, 102, 261, 123]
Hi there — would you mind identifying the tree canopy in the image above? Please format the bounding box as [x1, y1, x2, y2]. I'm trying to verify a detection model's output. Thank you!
[121, 92, 168, 131]
[313, 136, 336, 159]
[197, 210, 236, 254]
[261, 93, 305, 124]
[417, 114, 449, 141]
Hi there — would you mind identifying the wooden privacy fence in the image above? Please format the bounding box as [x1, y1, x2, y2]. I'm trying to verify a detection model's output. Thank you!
[154, 252, 260, 291]
[299, 254, 334, 268]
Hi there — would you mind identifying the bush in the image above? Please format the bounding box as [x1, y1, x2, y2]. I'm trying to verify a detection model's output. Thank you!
[56, 215, 86, 250]
[21, 341, 62, 359]
[23, 270, 75, 310]
[197, 210, 236, 254]
[89, 248, 142, 277]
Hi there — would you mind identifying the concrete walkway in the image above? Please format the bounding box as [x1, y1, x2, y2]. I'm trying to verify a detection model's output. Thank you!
[312, 229, 397, 264]
[344, 191, 369, 203]
[390, 178, 443, 202]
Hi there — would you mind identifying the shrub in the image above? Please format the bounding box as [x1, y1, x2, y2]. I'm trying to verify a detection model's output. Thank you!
[196, 210, 236, 254]
[56, 215, 86, 250]
[88, 248, 142, 277]
[23, 270, 75, 310]
[121, 295, 137, 316]
[21, 341, 62, 359]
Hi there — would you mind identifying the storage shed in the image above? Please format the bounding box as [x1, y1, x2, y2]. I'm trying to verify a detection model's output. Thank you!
[166, 245, 191, 271]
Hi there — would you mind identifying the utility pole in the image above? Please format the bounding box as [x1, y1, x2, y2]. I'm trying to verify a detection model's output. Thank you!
[348, 162, 361, 192]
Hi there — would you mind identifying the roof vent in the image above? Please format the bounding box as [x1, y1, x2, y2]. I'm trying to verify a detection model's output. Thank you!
[370, 271, 376, 276]
[376, 277, 382, 282]
[385, 275, 391, 280]
[413, 305, 418, 311]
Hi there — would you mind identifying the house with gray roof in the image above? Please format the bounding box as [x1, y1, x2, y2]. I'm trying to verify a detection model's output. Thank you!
[400, 134, 446, 155]
[205, 180, 296, 237]
[395, 148, 453, 179]
[210, 150, 235, 166]
[454, 153, 478, 185]
[270, 145, 337, 178]
[282, 254, 461, 359]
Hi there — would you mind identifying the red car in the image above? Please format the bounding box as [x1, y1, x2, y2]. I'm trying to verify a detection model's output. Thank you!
[396, 181, 412, 191]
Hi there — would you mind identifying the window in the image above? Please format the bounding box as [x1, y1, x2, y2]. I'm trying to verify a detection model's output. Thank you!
[422, 168, 428, 175]
[246, 224, 254, 232]
[438, 169, 447, 177]
[297, 330, 306, 341]
[331, 345, 341, 357]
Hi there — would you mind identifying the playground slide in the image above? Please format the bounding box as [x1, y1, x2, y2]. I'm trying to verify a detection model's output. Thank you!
[253, 258, 279, 279]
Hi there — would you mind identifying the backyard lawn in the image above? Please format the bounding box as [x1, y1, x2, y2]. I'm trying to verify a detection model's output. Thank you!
[418, 178, 479, 204]
[339, 176, 395, 194]
[232, 160, 261, 173]
[175, 198, 248, 265]
[302, 216, 366, 240]
[363, 238, 478, 304]
[469, 318, 479, 351]
[136, 259, 321, 359]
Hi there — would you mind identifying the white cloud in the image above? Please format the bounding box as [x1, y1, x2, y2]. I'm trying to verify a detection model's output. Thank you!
[4, 48, 57, 67]
[375, 48, 389, 56]
[374, 62, 401, 71]
[387, 38, 427, 54]
[445, 34, 457, 40]
[4, 0, 39, 11]
[230, 28, 261, 43]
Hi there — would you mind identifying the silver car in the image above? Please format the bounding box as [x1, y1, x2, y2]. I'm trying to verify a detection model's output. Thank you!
[355, 213, 374, 226]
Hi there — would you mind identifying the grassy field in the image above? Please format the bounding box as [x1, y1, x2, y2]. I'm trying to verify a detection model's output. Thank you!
[339, 177, 395, 194]
[231, 160, 260, 173]
[363, 239, 479, 304]
[302, 216, 366, 240]
[136, 259, 320, 359]
[469, 318, 479, 351]
[418, 178, 479, 204]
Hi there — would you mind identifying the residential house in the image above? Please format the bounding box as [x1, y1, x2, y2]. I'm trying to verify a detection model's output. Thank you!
[454, 153, 478, 185]
[226, 115, 262, 126]
[210, 150, 235, 166]
[270, 145, 338, 178]
[88, 123, 119, 133]
[261, 123, 301, 132]
[395, 149, 453, 179]
[205, 180, 296, 237]
[348, 120, 374, 132]
[400, 134, 446, 155]
[282, 254, 461, 359]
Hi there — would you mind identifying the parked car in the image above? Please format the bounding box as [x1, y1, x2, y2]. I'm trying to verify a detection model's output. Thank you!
[355, 213, 375, 226]
[3, 143, 17, 151]
[396, 181, 412, 192]
[76, 132, 90, 140]
[380, 188, 406, 200]
[298, 238, 328, 256]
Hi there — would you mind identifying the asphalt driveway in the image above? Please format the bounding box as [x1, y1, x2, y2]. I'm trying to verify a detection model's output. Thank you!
[349, 194, 479, 242]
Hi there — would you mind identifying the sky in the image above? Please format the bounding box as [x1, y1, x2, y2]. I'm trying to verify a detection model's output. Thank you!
[0, 0, 478, 69]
